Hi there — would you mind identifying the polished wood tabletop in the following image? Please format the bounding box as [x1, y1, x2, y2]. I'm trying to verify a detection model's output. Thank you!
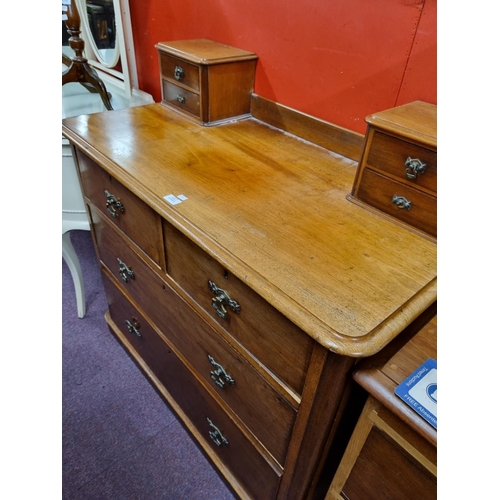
[62, 103, 437, 357]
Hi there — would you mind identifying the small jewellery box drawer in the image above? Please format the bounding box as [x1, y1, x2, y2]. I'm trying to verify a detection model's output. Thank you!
[76, 150, 163, 267]
[160, 53, 200, 91]
[164, 222, 314, 397]
[102, 276, 281, 500]
[367, 131, 437, 192]
[161, 80, 201, 118]
[357, 169, 437, 237]
[94, 213, 296, 464]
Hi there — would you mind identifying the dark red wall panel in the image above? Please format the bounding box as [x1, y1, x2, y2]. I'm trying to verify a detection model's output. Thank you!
[129, 0, 436, 134]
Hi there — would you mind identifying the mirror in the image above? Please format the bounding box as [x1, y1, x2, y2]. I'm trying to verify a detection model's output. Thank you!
[79, 0, 120, 68]
[61, 0, 137, 98]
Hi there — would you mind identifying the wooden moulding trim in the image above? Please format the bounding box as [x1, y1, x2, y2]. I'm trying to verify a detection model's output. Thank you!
[250, 94, 365, 162]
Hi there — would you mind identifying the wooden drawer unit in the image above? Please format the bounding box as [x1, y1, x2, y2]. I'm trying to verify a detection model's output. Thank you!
[327, 314, 437, 500]
[93, 211, 296, 466]
[156, 39, 258, 125]
[164, 222, 314, 398]
[63, 95, 437, 499]
[103, 275, 281, 500]
[75, 149, 164, 267]
[350, 101, 437, 239]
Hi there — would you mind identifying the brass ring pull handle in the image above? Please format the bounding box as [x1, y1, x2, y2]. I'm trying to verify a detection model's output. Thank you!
[392, 195, 412, 211]
[174, 65, 184, 81]
[176, 94, 186, 104]
[125, 318, 142, 338]
[208, 355, 235, 389]
[405, 157, 427, 180]
[117, 257, 135, 283]
[208, 280, 241, 319]
[104, 189, 124, 218]
[207, 418, 229, 447]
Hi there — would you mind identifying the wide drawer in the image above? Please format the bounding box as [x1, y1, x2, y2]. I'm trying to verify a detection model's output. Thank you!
[164, 222, 314, 397]
[356, 168, 436, 237]
[102, 272, 177, 386]
[159, 52, 200, 92]
[94, 211, 297, 465]
[366, 131, 437, 193]
[102, 274, 281, 500]
[162, 81, 201, 118]
[75, 149, 163, 267]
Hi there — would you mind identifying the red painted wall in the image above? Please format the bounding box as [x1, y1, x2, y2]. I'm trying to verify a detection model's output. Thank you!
[129, 0, 436, 134]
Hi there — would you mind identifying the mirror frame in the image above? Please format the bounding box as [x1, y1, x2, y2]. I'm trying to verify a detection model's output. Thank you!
[75, 0, 138, 98]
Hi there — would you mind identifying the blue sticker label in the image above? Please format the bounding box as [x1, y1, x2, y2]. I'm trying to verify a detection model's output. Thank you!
[395, 358, 437, 429]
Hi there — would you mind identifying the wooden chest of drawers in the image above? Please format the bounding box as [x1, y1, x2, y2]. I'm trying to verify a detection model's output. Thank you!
[63, 96, 437, 499]
[156, 39, 258, 125]
[350, 101, 437, 239]
[326, 313, 437, 500]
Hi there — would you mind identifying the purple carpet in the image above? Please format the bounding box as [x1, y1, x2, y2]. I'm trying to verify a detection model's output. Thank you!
[62, 229, 236, 499]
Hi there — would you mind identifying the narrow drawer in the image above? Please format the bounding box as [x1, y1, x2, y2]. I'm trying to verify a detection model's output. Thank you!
[160, 53, 200, 91]
[164, 222, 314, 397]
[162, 81, 201, 118]
[356, 169, 436, 237]
[103, 275, 281, 500]
[75, 149, 163, 267]
[366, 131, 437, 193]
[94, 211, 297, 465]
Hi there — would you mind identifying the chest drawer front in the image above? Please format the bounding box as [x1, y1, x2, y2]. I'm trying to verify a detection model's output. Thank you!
[162, 81, 201, 118]
[94, 212, 296, 464]
[76, 150, 163, 267]
[367, 131, 437, 193]
[160, 53, 200, 92]
[101, 272, 176, 385]
[357, 169, 436, 237]
[102, 275, 281, 500]
[164, 223, 314, 397]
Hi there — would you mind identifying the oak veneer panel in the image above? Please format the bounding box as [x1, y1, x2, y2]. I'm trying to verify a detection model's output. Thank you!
[62, 103, 436, 356]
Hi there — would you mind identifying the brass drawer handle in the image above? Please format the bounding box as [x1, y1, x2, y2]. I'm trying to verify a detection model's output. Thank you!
[117, 257, 135, 283]
[207, 418, 229, 447]
[176, 94, 186, 104]
[208, 280, 241, 319]
[392, 195, 412, 211]
[105, 189, 124, 218]
[405, 157, 427, 180]
[208, 355, 235, 389]
[125, 318, 142, 338]
[174, 65, 184, 81]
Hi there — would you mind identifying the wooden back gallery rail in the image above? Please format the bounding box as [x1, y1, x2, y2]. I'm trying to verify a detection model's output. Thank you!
[62, 39, 437, 499]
